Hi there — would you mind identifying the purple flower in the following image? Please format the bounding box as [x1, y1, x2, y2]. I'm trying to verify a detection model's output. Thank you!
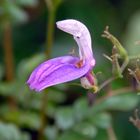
[27, 19, 96, 92]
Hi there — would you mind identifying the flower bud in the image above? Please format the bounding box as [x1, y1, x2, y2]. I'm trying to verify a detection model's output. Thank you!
[80, 71, 98, 92]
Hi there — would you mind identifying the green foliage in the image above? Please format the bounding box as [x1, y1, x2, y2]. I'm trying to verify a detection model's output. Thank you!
[0, 122, 30, 140]
[88, 112, 111, 129]
[55, 107, 75, 130]
[17, 53, 46, 81]
[15, 0, 38, 6]
[44, 126, 58, 140]
[0, 0, 38, 25]
[124, 11, 140, 56]
[45, 93, 139, 140]
[0, 105, 40, 129]
[0, 1, 26, 24]
[0, 0, 140, 140]
[73, 122, 97, 138]
[91, 93, 139, 112]
[58, 131, 88, 140]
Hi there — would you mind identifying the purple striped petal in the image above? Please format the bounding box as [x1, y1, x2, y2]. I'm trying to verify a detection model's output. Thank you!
[27, 56, 90, 92]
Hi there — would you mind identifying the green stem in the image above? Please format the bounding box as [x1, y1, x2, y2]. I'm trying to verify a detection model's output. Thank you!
[120, 57, 129, 72]
[46, 10, 56, 58]
[107, 125, 117, 140]
[99, 77, 116, 91]
[38, 1, 56, 140]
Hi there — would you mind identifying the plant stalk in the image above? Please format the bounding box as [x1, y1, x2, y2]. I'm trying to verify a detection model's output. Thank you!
[3, 22, 14, 81]
[38, 1, 56, 140]
[107, 125, 117, 140]
[46, 10, 56, 58]
[3, 22, 17, 109]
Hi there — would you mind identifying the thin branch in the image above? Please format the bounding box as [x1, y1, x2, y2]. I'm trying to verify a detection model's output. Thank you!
[98, 77, 116, 91]
[128, 68, 140, 86]
[129, 109, 140, 131]
[45, 0, 53, 11]
[120, 57, 129, 72]
[96, 86, 133, 104]
[3, 22, 14, 81]
[107, 125, 117, 140]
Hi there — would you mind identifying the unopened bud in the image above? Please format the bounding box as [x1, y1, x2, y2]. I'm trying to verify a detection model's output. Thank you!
[80, 76, 93, 89]
[80, 71, 98, 92]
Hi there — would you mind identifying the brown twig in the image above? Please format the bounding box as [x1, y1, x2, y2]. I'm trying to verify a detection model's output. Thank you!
[3, 22, 14, 81]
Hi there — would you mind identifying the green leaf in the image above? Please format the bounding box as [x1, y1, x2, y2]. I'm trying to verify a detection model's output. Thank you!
[17, 88, 42, 109]
[0, 82, 17, 96]
[124, 11, 140, 56]
[73, 97, 89, 121]
[17, 53, 46, 81]
[44, 126, 58, 140]
[0, 122, 30, 140]
[15, 0, 38, 6]
[55, 107, 75, 130]
[93, 128, 108, 140]
[73, 122, 97, 138]
[2, 1, 28, 23]
[8, 3, 28, 23]
[46, 103, 57, 117]
[91, 93, 139, 113]
[58, 131, 89, 140]
[47, 89, 66, 103]
[88, 112, 112, 129]
[0, 106, 40, 129]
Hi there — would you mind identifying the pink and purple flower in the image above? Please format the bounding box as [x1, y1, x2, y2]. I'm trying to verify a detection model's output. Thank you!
[27, 19, 96, 92]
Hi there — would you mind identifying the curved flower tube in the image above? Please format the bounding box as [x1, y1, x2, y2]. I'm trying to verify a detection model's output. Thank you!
[27, 19, 96, 92]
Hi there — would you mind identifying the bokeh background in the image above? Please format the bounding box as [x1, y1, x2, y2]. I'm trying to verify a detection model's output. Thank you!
[0, 0, 140, 140]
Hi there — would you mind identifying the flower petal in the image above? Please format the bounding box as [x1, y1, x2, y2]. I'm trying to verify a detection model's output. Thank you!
[27, 56, 90, 92]
[56, 19, 96, 67]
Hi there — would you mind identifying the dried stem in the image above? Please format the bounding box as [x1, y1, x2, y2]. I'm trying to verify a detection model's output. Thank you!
[3, 22, 14, 81]
[128, 68, 140, 86]
[129, 109, 140, 131]
[3, 22, 17, 109]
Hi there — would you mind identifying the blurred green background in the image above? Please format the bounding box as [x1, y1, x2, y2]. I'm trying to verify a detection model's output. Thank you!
[0, 0, 140, 140]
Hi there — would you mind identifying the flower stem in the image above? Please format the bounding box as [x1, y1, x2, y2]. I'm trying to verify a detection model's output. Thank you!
[45, 9, 56, 58]
[38, 1, 57, 140]
[99, 77, 116, 91]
